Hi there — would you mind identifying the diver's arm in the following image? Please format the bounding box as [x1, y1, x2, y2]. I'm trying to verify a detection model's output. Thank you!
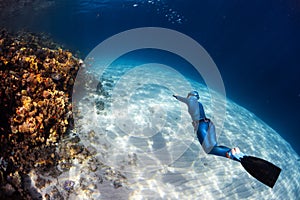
[173, 95, 188, 104]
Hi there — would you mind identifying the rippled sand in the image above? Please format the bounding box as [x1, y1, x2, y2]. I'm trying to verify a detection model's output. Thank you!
[71, 63, 300, 199]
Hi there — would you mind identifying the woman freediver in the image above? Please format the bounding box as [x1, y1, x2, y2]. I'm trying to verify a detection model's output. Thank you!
[173, 91, 281, 188]
[173, 91, 244, 161]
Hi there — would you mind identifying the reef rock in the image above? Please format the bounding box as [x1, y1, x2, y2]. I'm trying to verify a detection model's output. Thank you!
[0, 29, 81, 199]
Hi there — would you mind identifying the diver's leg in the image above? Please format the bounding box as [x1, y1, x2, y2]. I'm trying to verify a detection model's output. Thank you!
[197, 122, 244, 161]
[196, 122, 209, 144]
[208, 145, 231, 158]
[209, 146, 244, 161]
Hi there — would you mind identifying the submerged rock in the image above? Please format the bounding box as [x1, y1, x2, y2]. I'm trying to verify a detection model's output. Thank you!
[0, 29, 129, 200]
[0, 29, 81, 199]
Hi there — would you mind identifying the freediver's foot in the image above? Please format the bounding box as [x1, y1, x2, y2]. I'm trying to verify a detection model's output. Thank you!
[226, 147, 245, 161]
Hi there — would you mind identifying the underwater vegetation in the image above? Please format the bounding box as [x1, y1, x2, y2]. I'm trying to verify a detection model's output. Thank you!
[0, 29, 127, 200]
[0, 29, 81, 199]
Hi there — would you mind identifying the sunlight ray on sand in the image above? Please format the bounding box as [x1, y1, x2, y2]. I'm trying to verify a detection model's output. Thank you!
[74, 62, 300, 199]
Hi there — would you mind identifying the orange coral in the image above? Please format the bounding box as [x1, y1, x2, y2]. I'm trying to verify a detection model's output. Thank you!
[0, 29, 81, 179]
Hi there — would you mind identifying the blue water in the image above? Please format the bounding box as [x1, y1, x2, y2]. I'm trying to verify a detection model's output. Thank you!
[1, 0, 299, 155]
[108, 49, 205, 84]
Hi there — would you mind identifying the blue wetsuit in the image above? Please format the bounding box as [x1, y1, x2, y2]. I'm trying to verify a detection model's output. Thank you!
[197, 118, 231, 158]
[175, 95, 234, 160]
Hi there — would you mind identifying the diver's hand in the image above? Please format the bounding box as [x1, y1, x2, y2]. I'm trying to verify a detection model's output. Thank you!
[173, 94, 178, 99]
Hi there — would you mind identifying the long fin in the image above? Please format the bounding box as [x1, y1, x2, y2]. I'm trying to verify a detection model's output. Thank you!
[240, 156, 281, 188]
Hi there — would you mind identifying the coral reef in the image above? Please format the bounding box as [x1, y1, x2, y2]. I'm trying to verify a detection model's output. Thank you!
[0, 29, 81, 199]
[27, 130, 129, 199]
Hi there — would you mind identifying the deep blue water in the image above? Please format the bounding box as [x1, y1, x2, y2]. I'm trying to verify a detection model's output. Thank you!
[1, 0, 300, 155]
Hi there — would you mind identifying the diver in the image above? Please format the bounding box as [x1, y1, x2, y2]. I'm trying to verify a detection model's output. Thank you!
[173, 91, 245, 161]
[173, 91, 281, 188]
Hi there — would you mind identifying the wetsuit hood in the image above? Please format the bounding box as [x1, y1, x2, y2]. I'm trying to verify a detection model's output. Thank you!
[188, 91, 199, 100]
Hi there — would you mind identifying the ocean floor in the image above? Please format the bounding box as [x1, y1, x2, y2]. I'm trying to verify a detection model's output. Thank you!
[0, 30, 299, 199]
[65, 62, 300, 199]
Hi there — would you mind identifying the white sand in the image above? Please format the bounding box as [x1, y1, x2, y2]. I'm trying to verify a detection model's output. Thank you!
[71, 62, 300, 199]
